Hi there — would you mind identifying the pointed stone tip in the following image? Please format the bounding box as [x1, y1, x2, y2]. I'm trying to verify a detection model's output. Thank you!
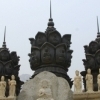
[47, 0, 54, 27]
[97, 16, 100, 34]
[4, 26, 6, 42]
[50, 0, 52, 19]
[2, 26, 6, 48]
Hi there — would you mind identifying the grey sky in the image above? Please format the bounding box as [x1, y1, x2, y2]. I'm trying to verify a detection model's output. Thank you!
[0, 0, 100, 82]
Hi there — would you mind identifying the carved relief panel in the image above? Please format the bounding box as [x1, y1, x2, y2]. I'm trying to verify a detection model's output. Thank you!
[56, 44, 66, 66]
[48, 31, 61, 46]
[29, 47, 40, 70]
[41, 43, 55, 64]
[35, 32, 47, 47]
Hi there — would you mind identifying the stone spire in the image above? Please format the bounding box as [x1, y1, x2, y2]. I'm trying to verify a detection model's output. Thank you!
[97, 16, 100, 37]
[2, 26, 6, 48]
[45, 0, 56, 35]
[97, 16, 99, 34]
[48, 0, 54, 27]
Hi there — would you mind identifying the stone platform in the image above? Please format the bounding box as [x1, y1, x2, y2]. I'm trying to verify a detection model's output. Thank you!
[0, 97, 16, 100]
[17, 71, 73, 100]
[74, 92, 100, 100]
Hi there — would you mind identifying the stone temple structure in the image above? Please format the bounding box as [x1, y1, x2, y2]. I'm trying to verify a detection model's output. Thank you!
[81, 17, 100, 91]
[0, 27, 23, 98]
[28, 2, 73, 88]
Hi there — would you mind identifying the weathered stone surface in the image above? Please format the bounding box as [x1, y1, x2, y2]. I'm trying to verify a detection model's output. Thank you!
[57, 77, 73, 100]
[17, 71, 73, 100]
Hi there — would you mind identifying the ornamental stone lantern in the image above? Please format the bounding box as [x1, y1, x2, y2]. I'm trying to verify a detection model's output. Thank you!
[0, 27, 23, 97]
[29, 4, 73, 88]
[81, 17, 100, 91]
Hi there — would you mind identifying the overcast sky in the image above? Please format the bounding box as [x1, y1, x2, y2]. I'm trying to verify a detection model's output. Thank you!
[0, 0, 100, 83]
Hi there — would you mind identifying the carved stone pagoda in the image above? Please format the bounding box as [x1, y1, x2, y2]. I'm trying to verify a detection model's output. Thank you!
[0, 27, 23, 97]
[81, 17, 100, 91]
[28, 2, 73, 88]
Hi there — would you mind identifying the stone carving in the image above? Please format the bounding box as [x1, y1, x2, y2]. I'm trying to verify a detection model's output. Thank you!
[17, 71, 73, 100]
[81, 22, 100, 91]
[85, 69, 93, 92]
[96, 36, 100, 48]
[0, 49, 10, 62]
[10, 52, 20, 66]
[56, 44, 66, 66]
[29, 9, 73, 87]
[84, 45, 89, 54]
[97, 69, 100, 91]
[89, 41, 99, 54]
[0, 43, 23, 96]
[0, 60, 12, 76]
[74, 70, 82, 93]
[0, 75, 17, 99]
[41, 43, 55, 64]
[37, 79, 54, 100]
[29, 47, 40, 70]
[66, 50, 73, 68]
[95, 50, 100, 66]
[62, 34, 71, 49]
[45, 14, 55, 35]
[8, 75, 16, 97]
[0, 76, 6, 98]
[48, 30, 61, 46]
[81, 45, 100, 91]
[83, 54, 95, 70]
[29, 38, 35, 48]
[35, 32, 47, 47]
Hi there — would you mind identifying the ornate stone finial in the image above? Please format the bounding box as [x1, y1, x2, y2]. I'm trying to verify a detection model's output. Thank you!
[48, 0, 54, 27]
[50, 0, 52, 19]
[29, 2, 73, 88]
[0, 28, 23, 96]
[81, 17, 100, 92]
[45, 0, 56, 35]
[2, 26, 6, 48]
[97, 16, 100, 38]
[97, 16, 100, 35]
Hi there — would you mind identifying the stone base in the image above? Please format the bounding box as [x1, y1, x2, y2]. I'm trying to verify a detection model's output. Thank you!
[74, 91, 100, 100]
[17, 71, 73, 100]
[0, 97, 16, 100]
